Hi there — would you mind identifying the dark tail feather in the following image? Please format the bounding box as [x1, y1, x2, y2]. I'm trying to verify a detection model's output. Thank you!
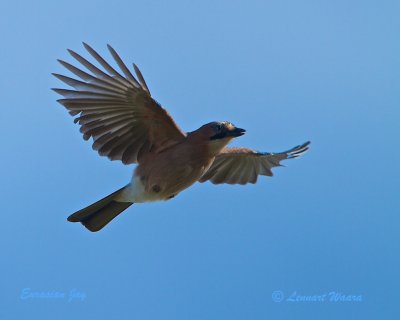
[67, 186, 133, 232]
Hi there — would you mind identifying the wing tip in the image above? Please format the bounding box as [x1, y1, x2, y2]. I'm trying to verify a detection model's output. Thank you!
[287, 140, 311, 158]
[56, 59, 66, 65]
[82, 42, 94, 53]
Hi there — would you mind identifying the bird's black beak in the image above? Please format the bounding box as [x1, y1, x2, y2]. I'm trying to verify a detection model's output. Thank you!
[228, 127, 246, 138]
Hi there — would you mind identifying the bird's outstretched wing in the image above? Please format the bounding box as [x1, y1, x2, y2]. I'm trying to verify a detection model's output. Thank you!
[53, 43, 186, 164]
[199, 141, 310, 185]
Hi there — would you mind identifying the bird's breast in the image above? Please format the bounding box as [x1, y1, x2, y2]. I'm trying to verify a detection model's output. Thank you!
[130, 142, 214, 202]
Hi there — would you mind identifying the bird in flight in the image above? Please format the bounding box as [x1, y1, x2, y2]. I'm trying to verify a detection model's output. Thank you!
[53, 43, 310, 232]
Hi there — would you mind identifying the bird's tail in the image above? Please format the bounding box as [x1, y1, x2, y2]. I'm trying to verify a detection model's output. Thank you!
[67, 186, 133, 232]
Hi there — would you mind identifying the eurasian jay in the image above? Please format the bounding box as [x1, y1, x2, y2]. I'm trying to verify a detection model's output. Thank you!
[53, 43, 310, 232]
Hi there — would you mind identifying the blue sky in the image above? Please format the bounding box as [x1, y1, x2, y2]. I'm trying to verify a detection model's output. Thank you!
[1, 0, 399, 319]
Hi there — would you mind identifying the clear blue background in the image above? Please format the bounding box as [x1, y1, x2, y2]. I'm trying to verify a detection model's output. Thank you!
[1, 0, 399, 319]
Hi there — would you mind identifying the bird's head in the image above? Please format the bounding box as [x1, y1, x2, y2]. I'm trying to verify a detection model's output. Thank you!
[206, 121, 246, 141]
[193, 121, 246, 154]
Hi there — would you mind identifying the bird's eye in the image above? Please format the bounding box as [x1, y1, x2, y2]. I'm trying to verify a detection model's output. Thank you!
[215, 124, 223, 131]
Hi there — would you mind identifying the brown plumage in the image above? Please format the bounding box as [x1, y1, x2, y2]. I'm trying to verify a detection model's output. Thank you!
[53, 43, 310, 232]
